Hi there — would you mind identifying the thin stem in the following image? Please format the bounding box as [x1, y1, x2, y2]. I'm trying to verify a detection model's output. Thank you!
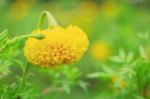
[17, 62, 30, 98]
[37, 11, 58, 29]
[8, 33, 44, 44]
[0, 33, 44, 52]
[20, 62, 30, 89]
[142, 81, 149, 97]
[23, 62, 30, 78]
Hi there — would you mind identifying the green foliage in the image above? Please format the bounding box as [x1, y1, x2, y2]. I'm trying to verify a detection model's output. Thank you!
[0, 0, 150, 99]
[47, 65, 88, 94]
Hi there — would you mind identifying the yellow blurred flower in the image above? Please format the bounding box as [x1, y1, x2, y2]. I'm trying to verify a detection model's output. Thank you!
[146, 88, 150, 96]
[24, 25, 89, 68]
[111, 75, 127, 89]
[101, 1, 119, 17]
[79, 1, 99, 13]
[10, 0, 32, 20]
[145, 47, 150, 60]
[70, 1, 99, 32]
[90, 41, 110, 61]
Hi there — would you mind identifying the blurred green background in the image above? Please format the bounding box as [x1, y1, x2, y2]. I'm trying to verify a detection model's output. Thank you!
[0, 0, 150, 99]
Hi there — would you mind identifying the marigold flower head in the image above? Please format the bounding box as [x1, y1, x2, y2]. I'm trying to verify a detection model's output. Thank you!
[24, 25, 89, 68]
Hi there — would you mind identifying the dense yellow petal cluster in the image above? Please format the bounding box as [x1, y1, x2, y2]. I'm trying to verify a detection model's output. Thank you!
[24, 25, 89, 68]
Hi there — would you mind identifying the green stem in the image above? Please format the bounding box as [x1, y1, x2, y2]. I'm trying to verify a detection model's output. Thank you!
[20, 62, 30, 89]
[23, 62, 30, 79]
[17, 62, 30, 98]
[37, 11, 58, 29]
[0, 33, 44, 52]
[8, 33, 44, 44]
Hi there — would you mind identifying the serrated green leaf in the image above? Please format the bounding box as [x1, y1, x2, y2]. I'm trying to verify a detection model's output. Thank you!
[0, 29, 8, 42]
[137, 32, 149, 40]
[62, 83, 70, 94]
[110, 56, 123, 63]
[139, 46, 147, 60]
[86, 72, 101, 78]
[0, 60, 12, 75]
[78, 81, 88, 91]
[119, 49, 126, 61]
[133, 94, 145, 99]
[126, 52, 134, 63]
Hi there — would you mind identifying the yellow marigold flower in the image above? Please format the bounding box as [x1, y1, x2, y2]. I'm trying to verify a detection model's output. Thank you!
[24, 25, 89, 68]
[111, 75, 127, 89]
[90, 41, 110, 61]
